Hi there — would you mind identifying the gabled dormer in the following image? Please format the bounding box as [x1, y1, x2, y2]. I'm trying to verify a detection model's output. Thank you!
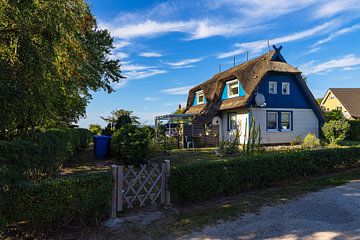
[193, 90, 206, 106]
[221, 79, 245, 100]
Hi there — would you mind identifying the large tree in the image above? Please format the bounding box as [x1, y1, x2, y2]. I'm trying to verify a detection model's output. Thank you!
[0, 0, 124, 139]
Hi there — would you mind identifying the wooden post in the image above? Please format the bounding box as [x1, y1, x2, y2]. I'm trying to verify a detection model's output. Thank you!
[117, 165, 123, 212]
[164, 160, 171, 207]
[161, 162, 166, 204]
[111, 165, 118, 218]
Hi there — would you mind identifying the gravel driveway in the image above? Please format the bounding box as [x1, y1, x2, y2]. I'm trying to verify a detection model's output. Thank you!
[182, 180, 360, 240]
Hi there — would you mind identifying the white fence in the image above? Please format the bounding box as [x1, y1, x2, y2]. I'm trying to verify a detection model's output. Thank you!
[110, 160, 170, 217]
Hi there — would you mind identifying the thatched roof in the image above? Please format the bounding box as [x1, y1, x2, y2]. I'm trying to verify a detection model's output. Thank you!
[185, 50, 320, 124]
[329, 88, 360, 118]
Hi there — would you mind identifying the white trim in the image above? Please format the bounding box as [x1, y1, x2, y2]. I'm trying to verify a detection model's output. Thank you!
[197, 90, 205, 104]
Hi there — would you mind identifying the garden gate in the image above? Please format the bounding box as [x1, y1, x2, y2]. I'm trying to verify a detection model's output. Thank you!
[110, 160, 170, 217]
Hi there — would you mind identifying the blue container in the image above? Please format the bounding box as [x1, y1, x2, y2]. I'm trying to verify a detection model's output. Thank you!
[93, 135, 111, 159]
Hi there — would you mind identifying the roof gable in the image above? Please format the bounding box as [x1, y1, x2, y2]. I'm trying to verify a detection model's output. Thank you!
[326, 88, 360, 118]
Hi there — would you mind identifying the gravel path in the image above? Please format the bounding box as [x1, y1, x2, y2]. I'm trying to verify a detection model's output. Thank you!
[182, 181, 360, 240]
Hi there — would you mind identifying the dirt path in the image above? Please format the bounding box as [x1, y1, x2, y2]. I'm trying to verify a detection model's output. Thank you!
[182, 180, 360, 240]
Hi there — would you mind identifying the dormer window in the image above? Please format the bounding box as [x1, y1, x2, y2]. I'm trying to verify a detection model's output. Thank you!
[228, 80, 239, 98]
[197, 90, 205, 104]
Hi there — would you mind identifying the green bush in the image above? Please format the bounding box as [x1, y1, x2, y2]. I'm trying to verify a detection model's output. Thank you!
[111, 125, 150, 166]
[322, 120, 350, 144]
[302, 133, 321, 149]
[89, 124, 102, 136]
[347, 120, 360, 141]
[1, 172, 111, 232]
[169, 147, 360, 203]
[324, 109, 344, 122]
[0, 128, 92, 184]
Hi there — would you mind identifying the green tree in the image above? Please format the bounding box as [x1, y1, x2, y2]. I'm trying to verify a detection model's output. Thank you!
[101, 109, 139, 135]
[324, 110, 344, 122]
[322, 120, 350, 145]
[0, 0, 124, 139]
[89, 124, 101, 135]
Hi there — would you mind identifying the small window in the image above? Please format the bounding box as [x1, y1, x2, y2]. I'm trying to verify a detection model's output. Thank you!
[336, 106, 342, 111]
[281, 112, 291, 131]
[267, 112, 278, 131]
[282, 82, 290, 95]
[269, 81, 277, 94]
[228, 80, 239, 98]
[197, 90, 205, 104]
[228, 113, 237, 130]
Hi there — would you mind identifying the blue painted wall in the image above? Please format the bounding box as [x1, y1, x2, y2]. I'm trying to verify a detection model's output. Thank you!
[221, 80, 246, 100]
[249, 73, 312, 109]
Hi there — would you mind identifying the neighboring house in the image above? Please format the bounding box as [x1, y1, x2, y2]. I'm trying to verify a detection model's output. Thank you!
[320, 88, 360, 120]
[185, 46, 323, 144]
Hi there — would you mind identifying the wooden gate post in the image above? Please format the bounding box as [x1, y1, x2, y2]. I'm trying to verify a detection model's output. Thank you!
[117, 165, 123, 212]
[164, 160, 171, 207]
[110, 165, 119, 218]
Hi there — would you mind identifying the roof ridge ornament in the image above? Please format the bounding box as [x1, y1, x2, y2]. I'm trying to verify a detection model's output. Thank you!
[273, 45, 283, 53]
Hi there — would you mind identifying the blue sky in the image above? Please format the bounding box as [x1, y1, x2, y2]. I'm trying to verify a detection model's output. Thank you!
[79, 0, 360, 127]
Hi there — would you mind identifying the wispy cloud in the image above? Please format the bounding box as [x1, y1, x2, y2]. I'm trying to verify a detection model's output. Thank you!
[121, 64, 155, 71]
[144, 96, 158, 101]
[113, 41, 130, 49]
[312, 23, 360, 47]
[165, 57, 204, 67]
[109, 51, 128, 60]
[313, 0, 360, 18]
[217, 21, 337, 59]
[162, 86, 192, 95]
[300, 54, 360, 75]
[124, 69, 167, 80]
[139, 52, 163, 57]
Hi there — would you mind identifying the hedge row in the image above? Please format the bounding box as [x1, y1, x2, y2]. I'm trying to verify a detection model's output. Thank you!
[0, 128, 92, 185]
[1, 172, 111, 232]
[169, 147, 360, 203]
[347, 120, 360, 141]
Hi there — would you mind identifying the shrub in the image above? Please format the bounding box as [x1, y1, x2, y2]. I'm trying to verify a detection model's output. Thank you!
[322, 120, 350, 144]
[1, 172, 111, 232]
[89, 124, 102, 135]
[111, 125, 150, 166]
[291, 135, 303, 146]
[169, 147, 360, 203]
[324, 109, 344, 122]
[302, 133, 321, 149]
[0, 128, 92, 184]
[347, 120, 360, 141]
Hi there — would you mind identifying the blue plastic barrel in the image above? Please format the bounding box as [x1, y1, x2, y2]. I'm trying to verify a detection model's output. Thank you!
[93, 135, 111, 159]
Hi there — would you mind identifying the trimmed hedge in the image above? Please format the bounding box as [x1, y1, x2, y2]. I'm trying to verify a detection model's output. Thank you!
[0, 128, 92, 184]
[1, 172, 111, 232]
[347, 120, 360, 141]
[169, 147, 360, 203]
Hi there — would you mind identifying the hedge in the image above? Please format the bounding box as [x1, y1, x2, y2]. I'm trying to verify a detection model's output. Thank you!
[1, 172, 111, 232]
[347, 120, 360, 141]
[0, 128, 92, 184]
[169, 147, 360, 203]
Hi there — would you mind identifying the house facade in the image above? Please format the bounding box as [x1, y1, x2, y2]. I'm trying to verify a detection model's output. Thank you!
[320, 88, 360, 120]
[185, 46, 323, 144]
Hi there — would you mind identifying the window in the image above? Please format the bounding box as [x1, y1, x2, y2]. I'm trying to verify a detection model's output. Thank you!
[197, 90, 205, 104]
[267, 112, 278, 131]
[228, 113, 237, 130]
[336, 106, 342, 111]
[281, 112, 291, 130]
[282, 82, 290, 95]
[269, 81, 277, 94]
[228, 80, 239, 98]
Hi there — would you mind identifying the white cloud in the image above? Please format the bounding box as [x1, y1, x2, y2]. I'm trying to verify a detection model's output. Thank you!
[144, 96, 158, 101]
[300, 54, 360, 75]
[121, 64, 155, 71]
[217, 21, 337, 58]
[109, 51, 128, 60]
[165, 57, 204, 67]
[124, 69, 167, 80]
[312, 23, 360, 47]
[113, 41, 130, 49]
[162, 86, 192, 95]
[313, 0, 360, 18]
[139, 52, 163, 57]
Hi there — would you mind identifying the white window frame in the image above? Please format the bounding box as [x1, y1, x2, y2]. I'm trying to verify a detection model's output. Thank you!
[197, 90, 205, 104]
[228, 113, 237, 131]
[281, 112, 291, 132]
[282, 82, 290, 95]
[227, 79, 239, 98]
[269, 81, 277, 94]
[267, 112, 278, 132]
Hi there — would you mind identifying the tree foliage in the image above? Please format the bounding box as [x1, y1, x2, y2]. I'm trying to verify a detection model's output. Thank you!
[101, 109, 139, 136]
[0, 0, 124, 139]
[322, 120, 350, 145]
[324, 110, 344, 122]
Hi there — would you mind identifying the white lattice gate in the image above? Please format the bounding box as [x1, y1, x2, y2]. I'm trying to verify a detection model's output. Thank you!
[110, 160, 170, 217]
